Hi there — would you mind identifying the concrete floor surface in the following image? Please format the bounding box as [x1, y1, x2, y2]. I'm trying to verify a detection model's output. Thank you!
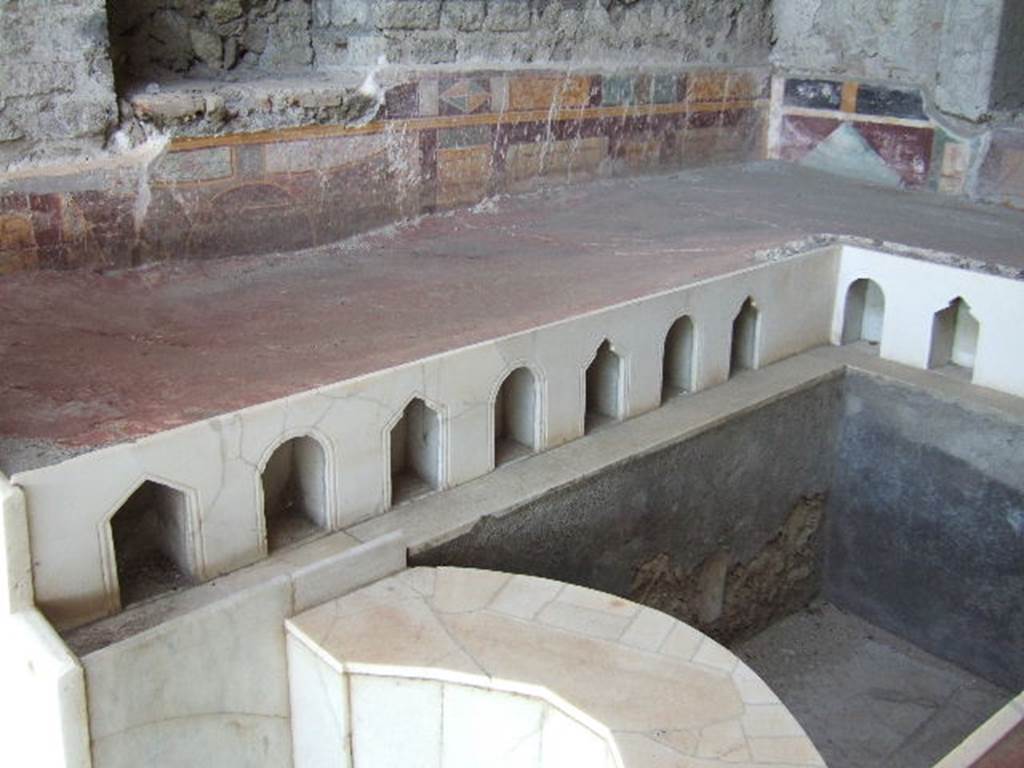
[735, 602, 1012, 768]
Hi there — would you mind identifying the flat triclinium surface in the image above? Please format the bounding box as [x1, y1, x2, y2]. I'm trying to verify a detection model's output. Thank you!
[1, 162, 1022, 470]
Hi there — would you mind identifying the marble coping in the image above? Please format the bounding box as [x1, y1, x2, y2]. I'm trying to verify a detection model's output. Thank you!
[286, 566, 827, 768]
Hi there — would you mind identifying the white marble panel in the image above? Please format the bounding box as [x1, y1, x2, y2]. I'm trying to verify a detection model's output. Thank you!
[288, 634, 351, 768]
[0, 609, 90, 768]
[0, 474, 32, 614]
[291, 530, 405, 614]
[440, 683, 543, 768]
[539, 706, 610, 768]
[84, 576, 293, 767]
[350, 675, 443, 768]
[835, 246, 1024, 396]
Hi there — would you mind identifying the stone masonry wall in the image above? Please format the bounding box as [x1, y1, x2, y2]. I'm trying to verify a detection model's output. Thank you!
[106, 0, 775, 87]
[106, 0, 315, 86]
[0, 0, 118, 169]
[772, 0, 1018, 122]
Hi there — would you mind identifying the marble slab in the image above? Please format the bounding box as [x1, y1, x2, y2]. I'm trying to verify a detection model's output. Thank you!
[287, 566, 826, 767]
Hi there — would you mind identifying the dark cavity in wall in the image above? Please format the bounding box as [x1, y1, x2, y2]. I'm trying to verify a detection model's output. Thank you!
[105, 0, 314, 91]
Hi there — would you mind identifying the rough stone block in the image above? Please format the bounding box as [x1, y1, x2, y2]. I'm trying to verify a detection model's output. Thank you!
[260, 1, 314, 68]
[209, 0, 244, 25]
[442, 0, 487, 31]
[189, 27, 224, 69]
[396, 33, 458, 64]
[485, 0, 533, 32]
[329, 0, 372, 27]
[377, 0, 442, 30]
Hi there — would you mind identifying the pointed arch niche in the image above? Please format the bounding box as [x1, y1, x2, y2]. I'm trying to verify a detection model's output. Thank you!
[929, 297, 979, 375]
[109, 480, 199, 609]
[730, 297, 759, 376]
[585, 340, 623, 433]
[390, 397, 442, 506]
[662, 315, 696, 401]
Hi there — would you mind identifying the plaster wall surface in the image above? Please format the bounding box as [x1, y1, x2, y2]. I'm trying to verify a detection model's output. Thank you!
[773, 0, 1018, 122]
[990, 1, 1024, 112]
[0, 0, 117, 169]
[934, 0, 1006, 120]
[827, 372, 1024, 690]
[773, 0, 946, 87]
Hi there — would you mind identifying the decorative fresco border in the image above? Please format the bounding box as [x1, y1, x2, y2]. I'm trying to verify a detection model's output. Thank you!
[0, 67, 771, 273]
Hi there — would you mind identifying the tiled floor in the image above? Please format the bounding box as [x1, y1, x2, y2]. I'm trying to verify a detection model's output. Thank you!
[735, 601, 1012, 768]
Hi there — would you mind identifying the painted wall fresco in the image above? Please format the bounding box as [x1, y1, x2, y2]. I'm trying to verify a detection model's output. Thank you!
[0, 67, 769, 274]
[772, 77, 969, 194]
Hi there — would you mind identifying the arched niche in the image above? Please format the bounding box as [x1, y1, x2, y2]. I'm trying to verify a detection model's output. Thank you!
[494, 367, 540, 467]
[262, 435, 328, 552]
[841, 278, 886, 348]
[929, 297, 979, 374]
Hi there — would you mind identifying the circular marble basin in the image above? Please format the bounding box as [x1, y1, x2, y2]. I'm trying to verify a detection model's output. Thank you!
[286, 566, 825, 767]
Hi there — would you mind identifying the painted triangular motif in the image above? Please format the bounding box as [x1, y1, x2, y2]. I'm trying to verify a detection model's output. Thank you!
[799, 122, 903, 187]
